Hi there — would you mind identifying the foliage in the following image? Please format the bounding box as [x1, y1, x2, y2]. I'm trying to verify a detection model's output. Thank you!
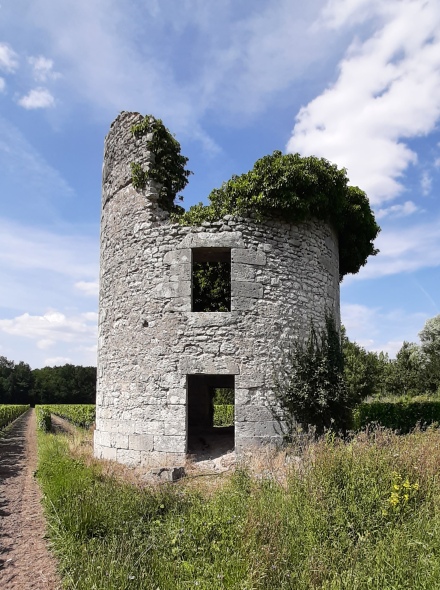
[37, 425, 440, 589]
[192, 261, 230, 311]
[385, 342, 429, 397]
[33, 364, 96, 404]
[419, 314, 440, 390]
[213, 404, 234, 427]
[45, 404, 96, 428]
[275, 317, 351, 435]
[0, 357, 34, 404]
[213, 388, 234, 405]
[0, 404, 29, 429]
[353, 398, 440, 432]
[176, 151, 380, 279]
[36, 406, 52, 432]
[342, 326, 384, 400]
[130, 115, 192, 212]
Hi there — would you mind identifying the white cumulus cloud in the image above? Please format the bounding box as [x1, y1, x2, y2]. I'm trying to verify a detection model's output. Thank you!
[0, 42, 19, 72]
[375, 200, 418, 220]
[288, 0, 440, 205]
[18, 87, 55, 109]
[347, 217, 440, 281]
[28, 55, 60, 82]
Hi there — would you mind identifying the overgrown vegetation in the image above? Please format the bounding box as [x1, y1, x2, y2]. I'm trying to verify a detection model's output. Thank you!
[44, 404, 96, 428]
[354, 398, 440, 432]
[37, 425, 440, 589]
[176, 151, 379, 279]
[130, 115, 192, 212]
[213, 404, 234, 427]
[36, 406, 52, 432]
[192, 261, 231, 312]
[275, 317, 352, 435]
[0, 404, 29, 429]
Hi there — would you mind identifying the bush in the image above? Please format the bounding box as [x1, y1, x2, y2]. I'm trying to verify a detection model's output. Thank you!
[213, 404, 234, 427]
[353, 399, 440, 432]
[275, 317, 351, 435]
[36, 406, 52, 431]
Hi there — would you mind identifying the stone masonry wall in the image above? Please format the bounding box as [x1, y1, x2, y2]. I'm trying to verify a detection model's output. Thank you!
[94, 112, 340, 468]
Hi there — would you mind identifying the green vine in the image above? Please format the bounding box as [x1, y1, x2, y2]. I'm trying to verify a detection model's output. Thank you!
[130, 115, 192, 212]
[175, 151, 380, 279]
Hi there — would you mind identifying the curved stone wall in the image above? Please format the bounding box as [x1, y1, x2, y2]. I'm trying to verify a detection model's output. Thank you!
[94, 112, 340, 468]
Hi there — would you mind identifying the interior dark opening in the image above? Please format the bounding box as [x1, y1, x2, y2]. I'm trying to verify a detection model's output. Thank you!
[187, 374, 235, 454]
[192, 248, 231, 312]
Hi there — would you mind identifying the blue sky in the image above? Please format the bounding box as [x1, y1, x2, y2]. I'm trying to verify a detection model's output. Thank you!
[0, 0, 439, 368]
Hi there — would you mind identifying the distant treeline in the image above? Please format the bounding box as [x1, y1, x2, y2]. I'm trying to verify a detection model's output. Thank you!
[0, 356, 96, 405]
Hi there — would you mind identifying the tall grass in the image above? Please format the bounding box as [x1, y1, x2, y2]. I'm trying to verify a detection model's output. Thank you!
[37, 427, 440, 589]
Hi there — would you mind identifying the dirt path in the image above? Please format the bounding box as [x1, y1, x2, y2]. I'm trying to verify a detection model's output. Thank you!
[0, 409, 61, 590]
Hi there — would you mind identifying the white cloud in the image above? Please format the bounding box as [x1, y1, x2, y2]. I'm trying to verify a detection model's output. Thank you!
[18, 87, 55, 109]
[0, 310, 97, 345]
[0, 218, 98, 279]
[347, 217, 440, 281]
[341, 301, 427, 357]
[75, 281, 99, 297]
[28, 55, 60, 82]
[375, 200, 418, 220]
[0, 42, 18, 72]
[0, 77, 5, 92]
[434, 157, 440, 168]
[288, 0, 440, 205]
[421, 171, 432, 195]
[8, 0, 338, 137]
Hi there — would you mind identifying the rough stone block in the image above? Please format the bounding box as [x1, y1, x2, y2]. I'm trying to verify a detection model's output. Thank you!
[129, 434, 154, 451]
[163, 249, 191, 265]
[96, 445, 117, 461]
[147, 467, 185, 482]
[231, 281, 264, 299]
[109, 433, 129, 449]
[179, 356, 240, 375]
[231, 263, 256, 281]
[116, 449, 141, 467]
[231, 248, 266, 265]
[180, 231, 244, 249]
[153, 281, 191, 299]
[231, 297, 257, 311]
[153, 435, 186, 453]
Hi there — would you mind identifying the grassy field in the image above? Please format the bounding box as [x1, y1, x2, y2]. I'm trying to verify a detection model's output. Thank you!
[36, 423, 440, 589]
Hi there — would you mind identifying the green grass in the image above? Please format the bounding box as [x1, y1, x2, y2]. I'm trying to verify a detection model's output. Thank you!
[213, 404, 234, 427]
[0, 404, 29, 429]
[37, 426, 440, 589]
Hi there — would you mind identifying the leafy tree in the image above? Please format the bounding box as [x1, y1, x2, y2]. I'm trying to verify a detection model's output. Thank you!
[341, 326, 381, 401]
[419, 314, 440, 392]
[386, 342, 427, 397]
[274, 317, 351, 435]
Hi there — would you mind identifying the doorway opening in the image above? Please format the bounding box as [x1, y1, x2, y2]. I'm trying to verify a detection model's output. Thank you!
[187, 374, 234, 456]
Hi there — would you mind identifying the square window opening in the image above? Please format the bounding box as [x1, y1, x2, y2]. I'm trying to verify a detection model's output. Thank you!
[192, 248, 231, 312]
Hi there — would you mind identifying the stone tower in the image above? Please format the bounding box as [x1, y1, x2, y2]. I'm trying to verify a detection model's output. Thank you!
[94, 112, 340, 468]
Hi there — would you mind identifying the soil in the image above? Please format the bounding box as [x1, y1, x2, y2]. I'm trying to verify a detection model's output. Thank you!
[0, 409, 61, 590]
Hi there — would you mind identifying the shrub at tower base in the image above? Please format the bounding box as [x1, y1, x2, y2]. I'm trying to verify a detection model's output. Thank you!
[274, 317, 354, 436]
